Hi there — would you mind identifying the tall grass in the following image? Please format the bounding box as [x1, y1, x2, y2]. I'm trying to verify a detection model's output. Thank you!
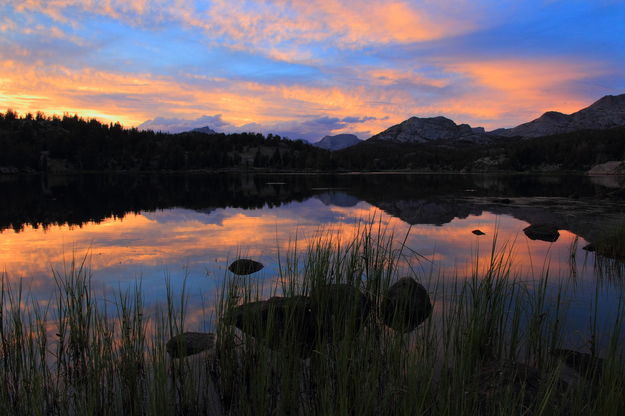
[1, 224, 624, 415]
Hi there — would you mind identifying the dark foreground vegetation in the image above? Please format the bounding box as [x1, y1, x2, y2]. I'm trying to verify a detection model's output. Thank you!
[1, 225, 624, 415]
[1, 110, 625, 173]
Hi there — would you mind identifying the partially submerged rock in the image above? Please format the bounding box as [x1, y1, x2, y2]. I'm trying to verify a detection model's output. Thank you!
[552, 349, 604, 379]
[228, 259, 264, 275]
[523, 224, 560, 242]
[166, 332, 216, 358]
[472, 229, 486, 236]
[227, 295, 316, 355]
[493, 198, 512, 204]
[381, 277, 432, 333]
[311, 283, 372, 341]
[592, 227, 625, 261]
[582, 243, 596, 252]
[225, 284, 371, 356]
[588, 160, 625, 176]
[473, 360, 546, 412]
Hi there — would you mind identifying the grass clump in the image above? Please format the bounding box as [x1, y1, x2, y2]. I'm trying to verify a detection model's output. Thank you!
[1, 223, 624, 415]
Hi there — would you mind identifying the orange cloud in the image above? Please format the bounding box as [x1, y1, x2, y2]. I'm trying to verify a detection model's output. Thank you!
[438, 59, 606, 125]
[11, 0, 478, 53]
[0, 58, 413, 133]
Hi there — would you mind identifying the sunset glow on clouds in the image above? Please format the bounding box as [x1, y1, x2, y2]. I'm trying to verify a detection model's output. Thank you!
[1, 0, 624, 141]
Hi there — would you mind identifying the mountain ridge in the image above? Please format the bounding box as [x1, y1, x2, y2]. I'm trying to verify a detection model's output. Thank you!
[495, 93, 625, 138]
[314, 134, 362, 150]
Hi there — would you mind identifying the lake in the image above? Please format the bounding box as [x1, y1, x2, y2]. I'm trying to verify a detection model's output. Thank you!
[1, 172, 624, 350]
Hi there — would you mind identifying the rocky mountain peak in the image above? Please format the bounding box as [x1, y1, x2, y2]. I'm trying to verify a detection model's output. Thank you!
[497, 93, 625, 138]
[369, 116, 490, 144]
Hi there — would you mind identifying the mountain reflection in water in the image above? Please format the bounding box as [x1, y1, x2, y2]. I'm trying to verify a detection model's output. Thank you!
[1, 173, 624, 348]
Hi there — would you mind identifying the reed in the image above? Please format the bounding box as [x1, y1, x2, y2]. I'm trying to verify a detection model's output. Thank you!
[0, 225, 623, 415]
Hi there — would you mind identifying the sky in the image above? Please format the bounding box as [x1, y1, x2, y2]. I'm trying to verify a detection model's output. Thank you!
[1, 0, 624, 142]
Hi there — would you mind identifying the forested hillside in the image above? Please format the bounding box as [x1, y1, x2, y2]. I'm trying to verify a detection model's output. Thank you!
[1, 110, 624, 173]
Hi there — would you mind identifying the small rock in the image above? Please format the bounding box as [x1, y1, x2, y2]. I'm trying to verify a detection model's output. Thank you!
[381, 277, 432, 333]
[552, 349, 604, 379]
[228, 259, 264, 275]
[473, 360, 550, 412]
[493, 198, 511, 204]
[523, 224, 560, 242]
[472, 229, 485, 236]
[582, 243, 596, 252]
[166, 332, 216, 358]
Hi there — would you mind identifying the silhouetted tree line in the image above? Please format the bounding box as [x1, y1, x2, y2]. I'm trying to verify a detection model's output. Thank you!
[1, 110, 624, 173]
[502, 127, 625, 171]
[334, 127, 625, 172]
[0, 110, 333, 172]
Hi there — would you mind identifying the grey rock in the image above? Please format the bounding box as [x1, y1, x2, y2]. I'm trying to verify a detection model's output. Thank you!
[314, 134, 362, 151]
[582, 243, 596, 252]
[227, 296, 316, 355]
[473, 360, 549, 412]
[523, 224, 560, 242]
[588, 160, 625, 176]
[552, 349, 604, 379]
[228, 259, 264, 275]
[225, 284, 371, 356]
[381, 277, 432, 333]
[311, 283, 372, 341]
[166, 332, 216, 358]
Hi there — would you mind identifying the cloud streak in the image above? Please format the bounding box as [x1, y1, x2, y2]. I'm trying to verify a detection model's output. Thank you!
[1, 1, 624, 136]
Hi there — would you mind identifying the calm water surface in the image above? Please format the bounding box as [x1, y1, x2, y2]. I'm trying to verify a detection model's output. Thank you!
[1, 173, 624, 349]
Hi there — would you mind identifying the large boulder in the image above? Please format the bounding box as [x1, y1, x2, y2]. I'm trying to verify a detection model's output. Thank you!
[381, 277, 432, 333]
[228, 259, 264, 275]
[166, 332, 216, 358]
[225, 284, 371, 356]
[227, 296, 316, 355]
[588, 160, 625, 176]
[523, 224, 560, 242]
[311, 283, 372, 342]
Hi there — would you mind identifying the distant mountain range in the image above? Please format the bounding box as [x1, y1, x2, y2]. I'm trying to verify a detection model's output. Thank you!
[367, 93, 625, 146]
[313, 134, 362, 150]
[185, 93, 625, 151]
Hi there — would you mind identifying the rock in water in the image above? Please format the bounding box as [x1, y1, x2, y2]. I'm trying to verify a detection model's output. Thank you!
[227, 296, 316, 356]
[311, 283, 372, 342]
[473, 360, 546, 413]
[381, 277, 432, 333]
[225, 284, 371, 356]
[552, 349, 604, 379]
[523, 224, 560, 242]
[472, 229, 486, 236]
[228, 259, 264, 275]
[582, 243, 596, 252]
[166, 332, 216, 358]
